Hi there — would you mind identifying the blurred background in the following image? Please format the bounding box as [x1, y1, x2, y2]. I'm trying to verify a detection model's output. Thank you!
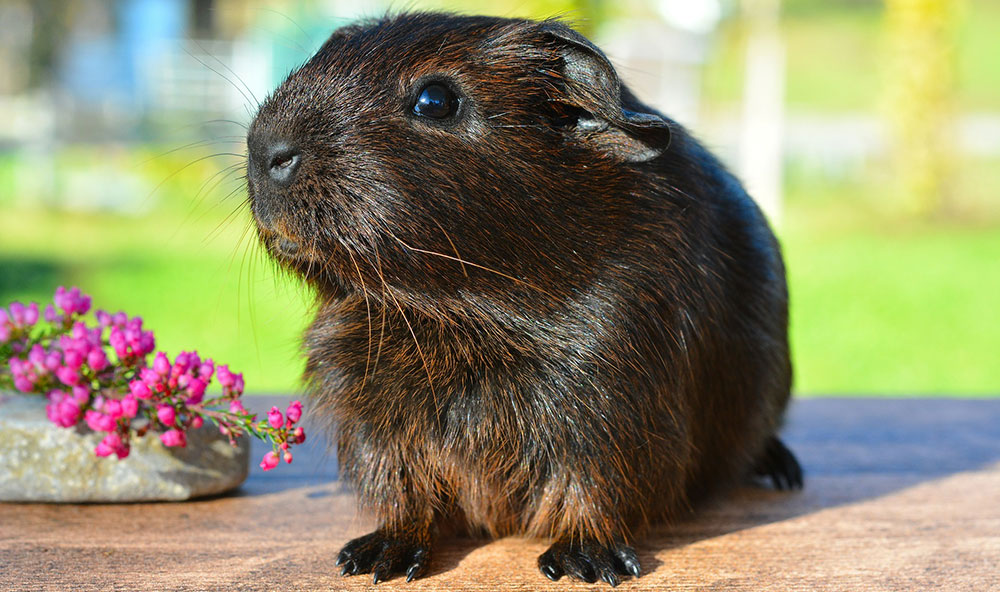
[0, 0, 996, 395]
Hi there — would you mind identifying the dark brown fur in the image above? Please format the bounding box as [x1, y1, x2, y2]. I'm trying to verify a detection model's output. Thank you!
[246, 13, 801, 586]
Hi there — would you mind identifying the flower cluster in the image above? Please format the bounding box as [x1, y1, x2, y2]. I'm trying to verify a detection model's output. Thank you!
[1, 287, 305, 469]
[258, 400, 306, 470]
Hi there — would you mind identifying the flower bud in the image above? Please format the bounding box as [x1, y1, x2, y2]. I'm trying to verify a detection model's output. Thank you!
[157, 405, 176, 427]
[129, 379, 152, 400]
[87, 348, 109, 372]
[9, 302, 26, 326]
[85, 410, 116, 432]
[25, 302, 39, 325]
[121, 395, 139, 418]
[285, 401, 303, 425]
[159, 429, 186, 448]
[267, 407, 283, 429]
[229, 399, 247, 415]
[55, 366, 80, 386]
[105, 399, 123, 420]
[153, 352, 171, 376]
[260, 451, 279, 471]
[216, 365, 235, 388]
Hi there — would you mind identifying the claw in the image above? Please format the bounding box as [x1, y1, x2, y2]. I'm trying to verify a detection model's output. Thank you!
[538, 539, 638, 586]
[601, 571, 620, 587]
[405, 563, 421, 583]
[335, 530, 432, 583]
[540, 563, 563, 582]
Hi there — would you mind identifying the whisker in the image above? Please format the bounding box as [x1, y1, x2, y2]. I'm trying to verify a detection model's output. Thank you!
[382, 227, 559, 301]
[183, 44, 257, 112]
[370, 241, 438, 415]
[432, 219, 467, 278]
[191, 38, 261, 108]
[346, 249, 374, 395]
[257, 8, 314, 56]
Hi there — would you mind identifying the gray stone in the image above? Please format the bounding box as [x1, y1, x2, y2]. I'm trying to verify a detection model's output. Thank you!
[0, 392, 249, 502]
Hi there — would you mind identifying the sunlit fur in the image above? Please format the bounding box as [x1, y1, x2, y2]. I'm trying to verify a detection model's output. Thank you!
[247, 12, 795, 580]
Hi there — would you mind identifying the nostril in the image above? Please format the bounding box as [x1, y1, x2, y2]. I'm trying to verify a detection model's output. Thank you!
[266, 144, 301, 185]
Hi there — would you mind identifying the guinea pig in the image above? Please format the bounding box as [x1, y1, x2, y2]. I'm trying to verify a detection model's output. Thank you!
[245, 12, 802, 587]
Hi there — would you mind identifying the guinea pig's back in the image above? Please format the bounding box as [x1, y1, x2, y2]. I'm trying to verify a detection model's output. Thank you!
[642, 127, 792, 500]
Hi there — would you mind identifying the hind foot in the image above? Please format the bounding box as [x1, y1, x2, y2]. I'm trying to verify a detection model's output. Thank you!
[538, 538, 640, 587]
[754, 436, 804, 490]
[336, 529, 432, 584]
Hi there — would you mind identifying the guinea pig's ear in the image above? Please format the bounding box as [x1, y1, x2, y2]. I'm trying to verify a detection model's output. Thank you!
[541, 22, 672, 163]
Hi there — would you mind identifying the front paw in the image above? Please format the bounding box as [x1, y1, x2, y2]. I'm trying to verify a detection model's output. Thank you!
[538, 538, 640, 587]
[337, 529, 431, 583]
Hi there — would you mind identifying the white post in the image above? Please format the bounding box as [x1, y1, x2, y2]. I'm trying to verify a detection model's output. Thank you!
[738, 0, 785, 225]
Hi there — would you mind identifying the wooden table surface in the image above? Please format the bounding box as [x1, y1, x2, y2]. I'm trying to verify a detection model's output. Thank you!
[2, 397, 998, 591]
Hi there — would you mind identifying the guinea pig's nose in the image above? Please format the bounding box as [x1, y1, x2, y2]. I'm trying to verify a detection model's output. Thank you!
[264, 143, 301, 187]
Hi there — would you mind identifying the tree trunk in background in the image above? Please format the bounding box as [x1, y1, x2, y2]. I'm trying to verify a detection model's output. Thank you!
[885, 0, 961, 218]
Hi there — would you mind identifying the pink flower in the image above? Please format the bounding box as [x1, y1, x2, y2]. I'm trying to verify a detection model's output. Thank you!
[104, 398, 123, 420]
[283, 450, 293, 464]
[55, 365, 81, 386]
[159, 429, 187, 448]
[232, 373, 245, 394]
[191, 416, 204, 429]
[174, 352, 191, 373]
[129, 379, 152, 400]
[43, 305, 58, 323]
[44, 352, 60, 371]
[291, 426, 306, 444]
[45, 391, 83, 428]
[95, 436, 117, 457]
[186, 378, 206, 405]
[87, 348, 109, 372]
[153, 352, 171, 376]
[260, 451, 279, 471]
[94, 432, 127, 458]
[8, 302, 26, 326]
[71, 385, 90, 404]
[85, 410, 116, 432]
[268, 407, 283, 429]
[285, 401, 303, 425]
[54, 286, 91, 316]
[24, 302, 39, 325]
[28, 344, 46, 368]
[13, 375, 33, 392]
[109, 327, 128, 358]
[137, 331, 155, 355]
[198, 359, 214, 379]
[157, 405, 176, 427]
[139, 367, 159, 386]
[120, 394, 139, 418]
[216, 365, 235, 388]
[229, 399, 247, 415]
[63, 349, 84, 370]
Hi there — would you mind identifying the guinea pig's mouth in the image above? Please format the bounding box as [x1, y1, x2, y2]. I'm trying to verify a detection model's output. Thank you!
[258, 228, 315, 263]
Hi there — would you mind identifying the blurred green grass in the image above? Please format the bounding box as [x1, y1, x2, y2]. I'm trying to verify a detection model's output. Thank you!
[0, 148, 313, 393]
[703, 0, 1000, 111]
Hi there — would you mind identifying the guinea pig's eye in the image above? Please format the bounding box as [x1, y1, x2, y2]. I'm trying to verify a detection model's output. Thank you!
[412, 83, 456, 119]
